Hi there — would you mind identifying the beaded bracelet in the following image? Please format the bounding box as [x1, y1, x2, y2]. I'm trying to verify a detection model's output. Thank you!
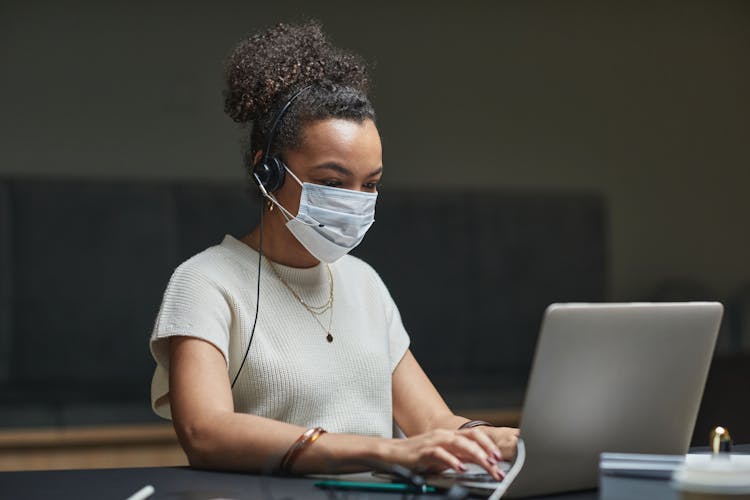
[458, 420, 494, 430]
[279, 426, 327, 475]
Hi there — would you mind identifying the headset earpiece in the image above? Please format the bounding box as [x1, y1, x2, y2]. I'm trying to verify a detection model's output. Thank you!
[248, 85, 312, 196]
[252, 155, 286, 194]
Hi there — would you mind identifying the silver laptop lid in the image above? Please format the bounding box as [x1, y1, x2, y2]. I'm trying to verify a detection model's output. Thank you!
[506, 302, 722, 498]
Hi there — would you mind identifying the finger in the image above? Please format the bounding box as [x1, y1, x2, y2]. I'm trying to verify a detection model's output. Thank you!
[492, 428, 518, 442]
[500, 427, 521, 438]
[446, 435, 502, 481]
[460, 428, 502, 461]
[499, 433, 519, 461]
[431, 446, 467, 474]
[503, 427, 521, 437]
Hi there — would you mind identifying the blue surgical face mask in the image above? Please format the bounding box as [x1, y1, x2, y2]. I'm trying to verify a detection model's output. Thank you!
[259, 166, 377, 263]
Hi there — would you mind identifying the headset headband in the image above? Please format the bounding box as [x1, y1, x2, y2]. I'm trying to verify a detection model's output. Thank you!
[260, 85, 314, 166]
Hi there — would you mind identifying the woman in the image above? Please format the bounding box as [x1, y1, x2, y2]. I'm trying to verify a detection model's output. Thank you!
[149, 21, 518, 478]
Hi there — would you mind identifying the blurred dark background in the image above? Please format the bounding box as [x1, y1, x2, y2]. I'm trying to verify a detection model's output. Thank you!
[0, 0, 748, 457]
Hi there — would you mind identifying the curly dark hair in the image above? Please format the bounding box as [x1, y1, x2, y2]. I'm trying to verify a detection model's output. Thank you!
[223, 21, 376, 167]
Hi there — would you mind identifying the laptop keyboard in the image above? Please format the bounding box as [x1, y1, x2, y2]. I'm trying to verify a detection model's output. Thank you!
[452, 471, 498, 483]
[439, 462, 509, 483]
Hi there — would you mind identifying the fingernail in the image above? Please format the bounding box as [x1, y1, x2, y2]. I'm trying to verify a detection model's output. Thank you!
[487, 456, 497, 465]
[493, 451, 502, 460]
[458, 463, 467, 472]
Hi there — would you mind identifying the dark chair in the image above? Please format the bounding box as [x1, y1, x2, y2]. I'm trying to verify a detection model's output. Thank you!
[0, 177, 607, 427]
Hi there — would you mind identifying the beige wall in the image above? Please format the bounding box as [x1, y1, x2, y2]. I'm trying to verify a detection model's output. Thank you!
[1, 0, 748, 301]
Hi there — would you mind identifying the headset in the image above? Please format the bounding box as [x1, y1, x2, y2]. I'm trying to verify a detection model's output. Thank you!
[231, 84, 313, 390]
[251, 85, 313, 196]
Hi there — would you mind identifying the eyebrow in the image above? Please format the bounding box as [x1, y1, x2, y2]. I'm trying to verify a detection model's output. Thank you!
[312, 163, 383, 177]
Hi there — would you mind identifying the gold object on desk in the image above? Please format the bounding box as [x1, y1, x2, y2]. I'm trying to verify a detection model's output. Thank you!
[710, 426, 732, 454]
[672, 426, 750, 499]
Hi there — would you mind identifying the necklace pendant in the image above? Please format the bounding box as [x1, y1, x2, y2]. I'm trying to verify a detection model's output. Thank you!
[326, 333, 333, 343]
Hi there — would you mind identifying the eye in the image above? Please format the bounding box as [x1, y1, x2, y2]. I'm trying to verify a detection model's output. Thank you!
[321, 179, 342, 187]
[362, 181, 381, 191]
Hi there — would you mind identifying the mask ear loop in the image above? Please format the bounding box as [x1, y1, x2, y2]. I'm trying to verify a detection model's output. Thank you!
[283, 165, 304, 187]
[252, 172, 294, 218]
[253, 171, 323, 228]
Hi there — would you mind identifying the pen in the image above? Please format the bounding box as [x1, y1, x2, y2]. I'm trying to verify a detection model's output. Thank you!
[315, 480, 437, 494]
[125, 484, 155, 500]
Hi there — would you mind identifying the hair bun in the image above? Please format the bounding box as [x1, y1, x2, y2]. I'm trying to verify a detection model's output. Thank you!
[224, 21, 370, 124]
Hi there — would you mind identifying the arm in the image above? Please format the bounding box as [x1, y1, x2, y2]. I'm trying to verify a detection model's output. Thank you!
[169, 337, 506, 477]
[169, 336, 383, 474]
[392, 349, 519, 460]
[392, 350, 468, 433]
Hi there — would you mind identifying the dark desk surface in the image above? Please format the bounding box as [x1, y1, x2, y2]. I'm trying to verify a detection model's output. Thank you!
[0, 466, 596, 500]
[2, 446, 748, 500]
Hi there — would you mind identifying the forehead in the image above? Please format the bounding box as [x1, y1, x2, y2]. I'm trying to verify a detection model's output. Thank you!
[294, 118, 382, 166]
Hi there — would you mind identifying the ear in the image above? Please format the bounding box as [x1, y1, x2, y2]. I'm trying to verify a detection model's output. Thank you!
[252, 149, 264, 167]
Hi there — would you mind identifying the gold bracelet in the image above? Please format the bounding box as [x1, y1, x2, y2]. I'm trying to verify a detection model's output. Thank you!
[459, 420, 494, 430]
[279, 427, 327, 475]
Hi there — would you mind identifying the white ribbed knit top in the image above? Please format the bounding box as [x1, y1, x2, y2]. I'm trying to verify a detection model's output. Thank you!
[149, 235, 410, 438]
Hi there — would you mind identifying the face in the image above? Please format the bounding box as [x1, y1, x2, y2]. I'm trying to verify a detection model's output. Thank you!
[273, 117, 383, 216]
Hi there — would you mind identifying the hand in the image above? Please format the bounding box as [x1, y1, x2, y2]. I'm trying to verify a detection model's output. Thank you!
[478, 426, 520, 462]
[384, 428, 506, 480]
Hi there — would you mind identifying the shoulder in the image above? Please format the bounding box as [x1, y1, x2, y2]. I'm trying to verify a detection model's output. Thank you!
[170, 236, 255, 287]
[169, 247, 223, 287]
[334, 254, 392, 296]
[335, 253, 380, 281]
[169, 237, 257, 291]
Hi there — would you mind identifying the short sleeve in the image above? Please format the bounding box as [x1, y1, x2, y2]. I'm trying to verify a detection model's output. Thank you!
[149, 263, 232, 419]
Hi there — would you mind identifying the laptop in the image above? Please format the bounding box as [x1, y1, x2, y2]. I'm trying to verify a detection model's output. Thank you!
[428, 302, 723, 498]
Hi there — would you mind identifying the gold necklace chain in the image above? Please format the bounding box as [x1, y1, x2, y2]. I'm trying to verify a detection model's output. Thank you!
[268, 262, 333, 313]
[268, 261, 335, 343]
[307, 304, 334, 343]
